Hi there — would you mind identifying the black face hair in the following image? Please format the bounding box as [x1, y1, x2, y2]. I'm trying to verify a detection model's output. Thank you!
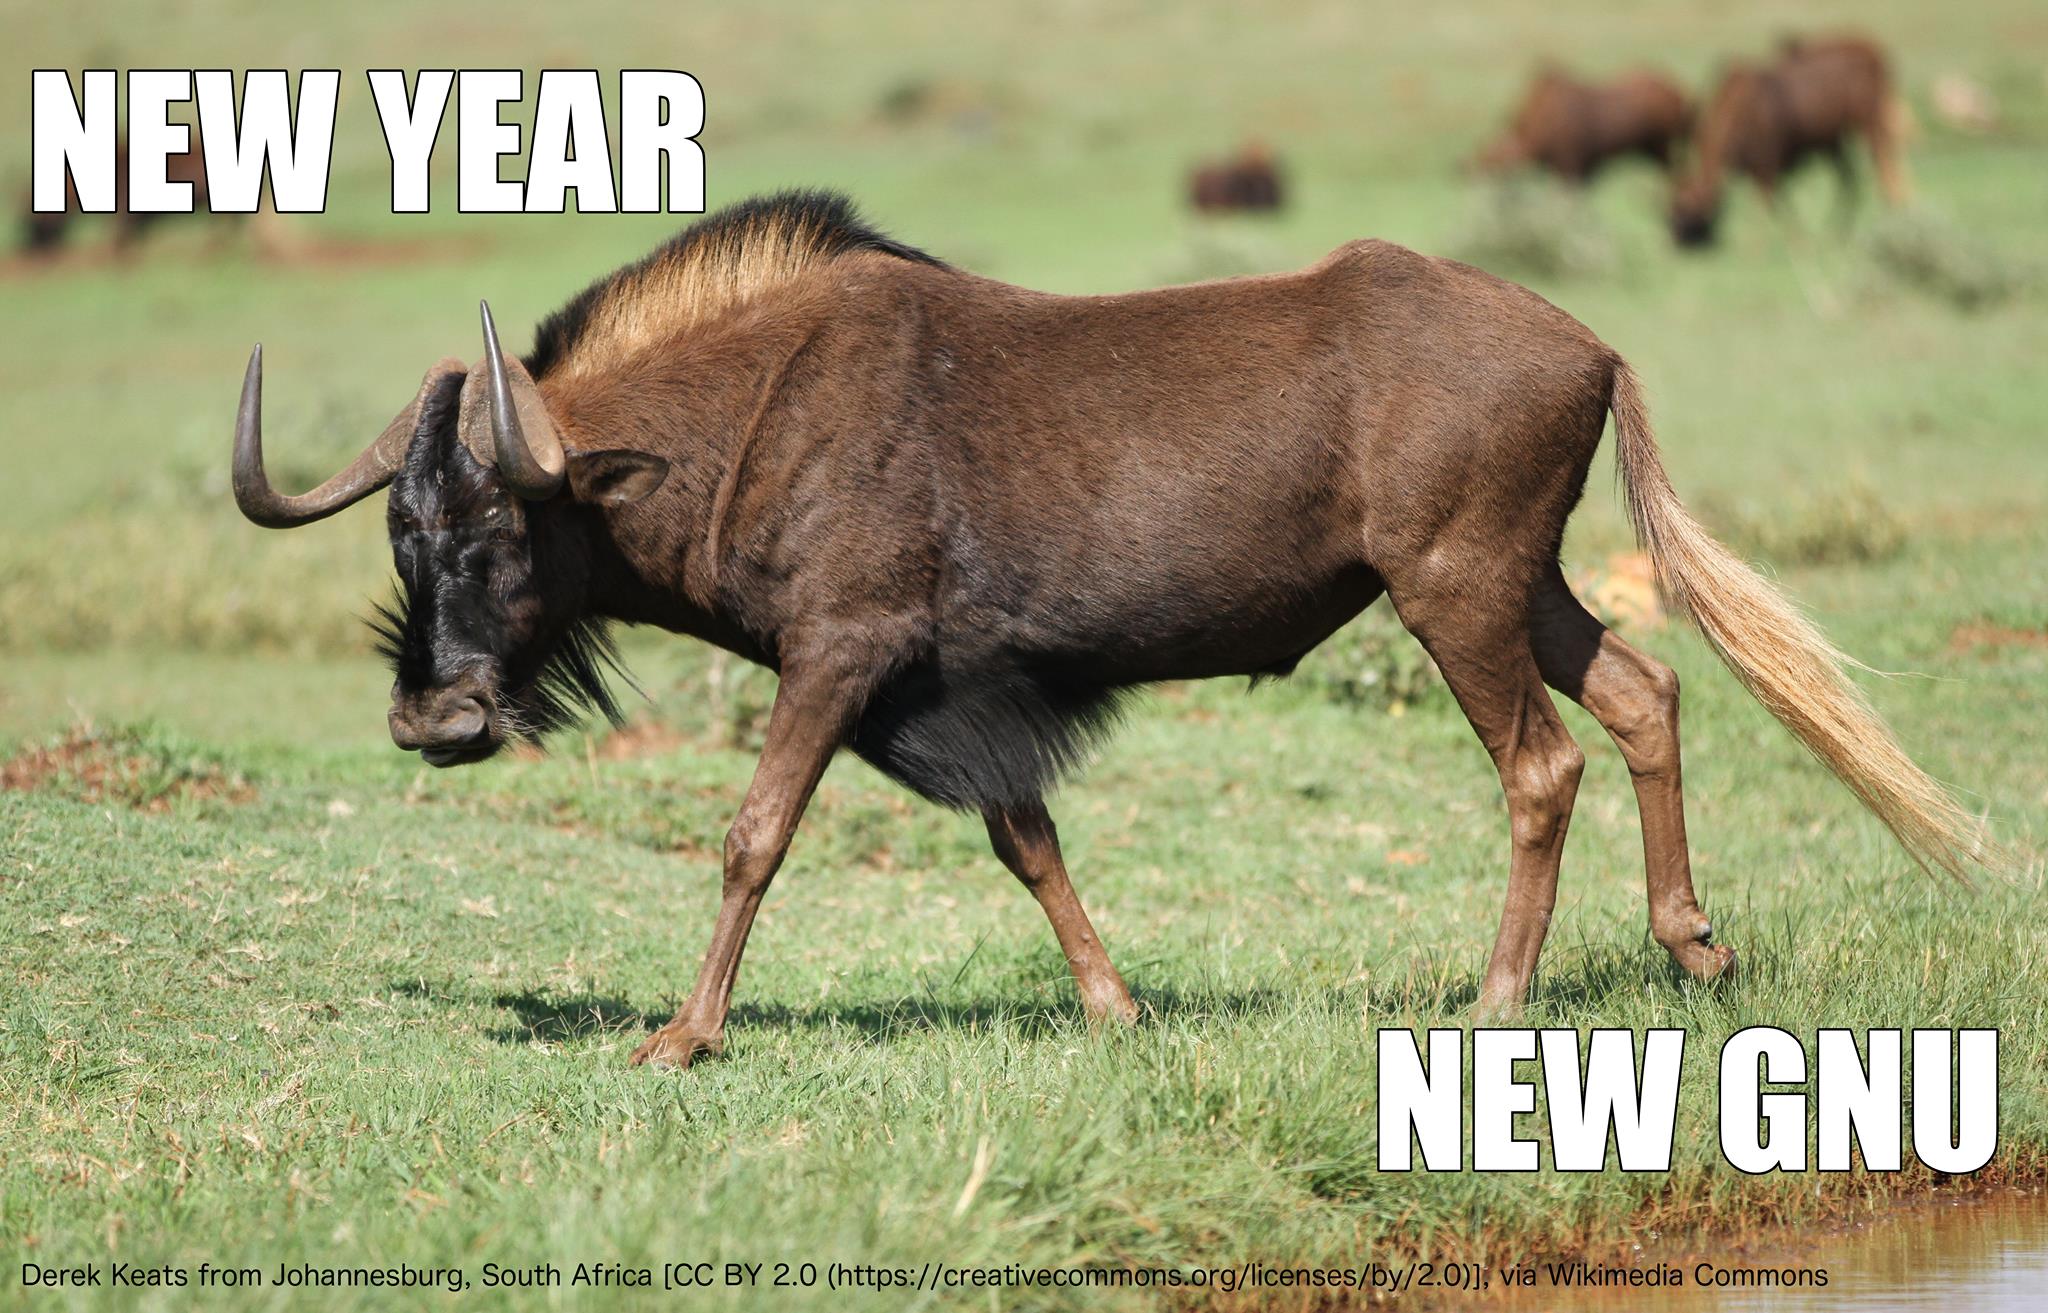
[369, 372, 631, 745]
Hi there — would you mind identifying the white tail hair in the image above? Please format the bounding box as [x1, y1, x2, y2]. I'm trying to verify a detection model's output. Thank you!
[1608, 360, 1994, 878]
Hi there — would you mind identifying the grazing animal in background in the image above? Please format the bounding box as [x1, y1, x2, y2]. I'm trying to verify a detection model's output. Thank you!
[1188, 141, 1285, 213]
[230, 191, 1991, 1068]
[19, 174, 78, 254]
[20, 136, 221, 256]
[1471, 66, 1693, 183]
[1671, 35, 1910, 246]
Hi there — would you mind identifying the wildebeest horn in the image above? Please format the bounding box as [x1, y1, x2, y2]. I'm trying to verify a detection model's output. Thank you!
[232, 345, 463, 529]
[479, 300, 566, 499]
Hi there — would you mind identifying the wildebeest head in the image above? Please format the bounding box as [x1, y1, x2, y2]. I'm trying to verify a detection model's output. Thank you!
[231, 304, 669, 765]
[1468, 67, 1569, 175]
[1667, 176, 1722, 247]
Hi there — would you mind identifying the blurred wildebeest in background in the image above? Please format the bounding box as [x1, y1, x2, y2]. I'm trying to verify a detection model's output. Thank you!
[1188, 140, 1285, 213]
[231, 191, 1991, 1068]
[1471, 65, 1693, 183]
[1671, 35, 1909, 246]
[20, 136, 222, 257]
[19, 174, 79, 254]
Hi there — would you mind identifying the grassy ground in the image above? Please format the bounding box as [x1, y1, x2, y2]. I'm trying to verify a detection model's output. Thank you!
[4, 1, 2046, 1308]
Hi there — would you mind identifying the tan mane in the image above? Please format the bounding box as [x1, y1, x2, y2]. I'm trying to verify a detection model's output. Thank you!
[526, 191, 943, 384]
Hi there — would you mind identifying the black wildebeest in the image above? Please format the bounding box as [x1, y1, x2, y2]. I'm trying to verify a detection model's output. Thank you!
[1188, 141, 1285, 213]
[21, 137, 222, 257]
[1471, 66, 1693, 183]
[231, 192, 1989, 1067]
[1671, 35, 1909, 246]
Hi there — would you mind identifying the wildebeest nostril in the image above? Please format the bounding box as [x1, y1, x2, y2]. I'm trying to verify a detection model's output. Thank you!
[389, 694, 492, 750]
[439, 697, 488, 743]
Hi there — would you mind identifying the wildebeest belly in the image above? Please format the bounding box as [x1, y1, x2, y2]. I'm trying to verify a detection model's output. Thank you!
[847, 261, 1390, 808]
[848, 419, 1381, 808]
[846, 430, 1383, 810]
[847, 559, 1382, 813]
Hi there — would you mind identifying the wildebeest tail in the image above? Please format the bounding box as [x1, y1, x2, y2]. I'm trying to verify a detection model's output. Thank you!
[1607, 360, 1993, 878]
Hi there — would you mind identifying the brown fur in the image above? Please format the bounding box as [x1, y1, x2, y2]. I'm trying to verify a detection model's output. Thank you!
[238, 194, 1994, 1067]
[1473, 66, 1692, 182]
[1188, 141, 1285, 213]
[1671, 35, 1909, 245]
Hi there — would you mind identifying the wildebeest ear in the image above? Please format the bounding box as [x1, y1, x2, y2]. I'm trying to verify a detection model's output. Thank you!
[565, 449, 670, 506]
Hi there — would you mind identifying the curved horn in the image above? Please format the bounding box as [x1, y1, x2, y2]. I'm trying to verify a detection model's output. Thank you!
[233, 345, 443, 529]
[481, 300, 566, 500]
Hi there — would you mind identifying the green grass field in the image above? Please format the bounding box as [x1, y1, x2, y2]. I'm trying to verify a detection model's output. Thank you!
[4, 1, 2046, 1308]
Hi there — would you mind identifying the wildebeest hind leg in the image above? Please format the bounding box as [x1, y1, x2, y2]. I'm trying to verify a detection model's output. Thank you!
[984, 802, 1138, 1024]
[1827, 143, 1860, 233]
[1391, 582, 1585, 1016]
[1528, 570, 1734, 985]
[630, 663, 858, 1070]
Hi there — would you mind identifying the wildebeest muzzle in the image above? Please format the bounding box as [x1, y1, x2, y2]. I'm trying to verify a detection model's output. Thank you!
[388, 676, 501, 766]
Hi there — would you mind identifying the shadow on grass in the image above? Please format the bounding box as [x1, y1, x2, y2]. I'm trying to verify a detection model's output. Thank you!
[393, 933, 1735, 1049]
[390, 978, 1313, 1046]
[469, 984, 1299, 1046]
[1527, 929, 1766, 1011]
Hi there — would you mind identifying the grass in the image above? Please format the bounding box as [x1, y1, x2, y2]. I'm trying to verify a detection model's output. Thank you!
[4, 0, 2048, 1308]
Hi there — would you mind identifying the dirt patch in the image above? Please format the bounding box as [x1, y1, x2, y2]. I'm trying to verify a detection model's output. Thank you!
[594, 719, 689, 761]
[0, 228, 488, 281]
[1573, 551, 1664, 631]
[1, 728, 255, 812]
[1949, 622, 2048, 654]
[255, 232, 495, 271]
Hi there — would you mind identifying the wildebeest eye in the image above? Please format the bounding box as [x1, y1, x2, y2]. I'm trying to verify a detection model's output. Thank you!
[476, 503, 519, 540]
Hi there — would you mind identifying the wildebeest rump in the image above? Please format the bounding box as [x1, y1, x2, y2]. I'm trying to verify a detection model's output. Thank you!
[1671, 35, 1909, 245]
[230, 192, 1991, 1068]
[21, 137, 221, 256]
[1188, 141, 1284, 212]
[1471, 66, 1692, 183]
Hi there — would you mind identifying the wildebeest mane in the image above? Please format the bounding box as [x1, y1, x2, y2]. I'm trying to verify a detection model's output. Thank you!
[524, 190, 946, 382]
[513, 617, 632, 738]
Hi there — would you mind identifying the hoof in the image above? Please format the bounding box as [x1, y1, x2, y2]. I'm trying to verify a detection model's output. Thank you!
[1470, 991, 1525, 1023]
[1658, 914, 1736, 986]
[1084, 991, 1141, 1027]
[628, 1024, 722, 1070]
[1665, 934, 1737, 987]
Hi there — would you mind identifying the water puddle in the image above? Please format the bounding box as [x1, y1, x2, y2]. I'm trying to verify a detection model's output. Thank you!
[1493, 1191, 2046, 1311]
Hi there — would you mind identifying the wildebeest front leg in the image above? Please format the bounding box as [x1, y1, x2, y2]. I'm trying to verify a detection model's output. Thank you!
[983, 803, 1138, 1024]
[1826, 142, 1860, 233]
[629, 665, 855, 1070]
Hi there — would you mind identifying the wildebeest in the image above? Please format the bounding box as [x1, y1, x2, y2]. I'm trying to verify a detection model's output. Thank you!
[231, 192, 1989, 1067]
[20, 137, 219, 256]
[1471, 66, 1692, 183]
[1188, 141, 1284, 213]
[1671, 35, 1909, 246]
